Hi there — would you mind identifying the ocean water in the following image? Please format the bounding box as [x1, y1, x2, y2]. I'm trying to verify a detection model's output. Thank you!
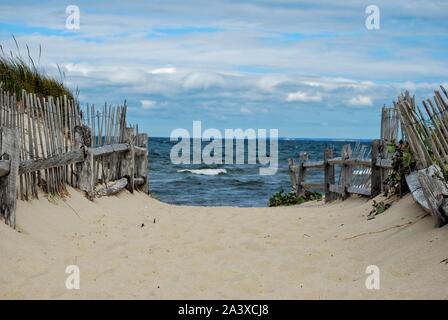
[148, 137, 371, 207]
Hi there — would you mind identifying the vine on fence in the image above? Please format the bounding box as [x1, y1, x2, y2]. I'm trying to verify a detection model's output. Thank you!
[369, 140, 415, 219]
[384, 139, 415, 197]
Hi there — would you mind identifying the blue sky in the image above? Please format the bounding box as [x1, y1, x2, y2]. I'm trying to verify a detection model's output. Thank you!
[0, 0, 447, 138]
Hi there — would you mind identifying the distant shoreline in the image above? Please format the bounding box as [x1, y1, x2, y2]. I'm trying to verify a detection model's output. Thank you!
[149, 136, 374, 142]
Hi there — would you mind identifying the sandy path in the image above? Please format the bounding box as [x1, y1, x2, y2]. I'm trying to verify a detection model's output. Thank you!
[0, 188, 447, 299]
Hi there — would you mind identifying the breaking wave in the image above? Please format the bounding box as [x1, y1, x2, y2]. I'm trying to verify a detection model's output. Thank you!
[177, 168, 227, 176]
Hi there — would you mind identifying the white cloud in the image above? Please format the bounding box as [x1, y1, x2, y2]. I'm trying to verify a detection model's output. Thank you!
[348, 95, 373, 107]
[140, 100, 157, 109]
[286, 91, 322, 102]
[258, 75, 289, 92]
[182, 72, 226, 90]
[148, 67, 177, 75]
[108, 70, 147, 84]
[301, 78, 375, 91]
[63, 63, 91, 76]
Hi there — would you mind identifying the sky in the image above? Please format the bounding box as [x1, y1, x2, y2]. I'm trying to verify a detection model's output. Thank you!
[0, 0, 447, 139]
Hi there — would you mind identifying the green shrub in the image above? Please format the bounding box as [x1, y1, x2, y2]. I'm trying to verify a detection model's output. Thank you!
[367, 200, 391, 220]
[268, 189, 322, 207]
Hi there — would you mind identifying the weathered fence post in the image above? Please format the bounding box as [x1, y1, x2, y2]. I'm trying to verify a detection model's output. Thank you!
[0, 127, 19, 228]
[135, 133, 148, 193]
[77, 125, 95, 199]
[324, 148, 335, 202]
[371, 139, 382, 197]
[340, 144, 352, 200]
[297, 152, 308, 196]
[288, 158, 298, 195]
[121, 127, 135, 193]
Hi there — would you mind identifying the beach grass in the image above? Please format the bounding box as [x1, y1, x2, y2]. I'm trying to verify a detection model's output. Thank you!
[0, 37, 74, 99]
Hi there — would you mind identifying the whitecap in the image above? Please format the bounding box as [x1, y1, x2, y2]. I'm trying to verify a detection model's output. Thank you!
[177, 168, 227, 176]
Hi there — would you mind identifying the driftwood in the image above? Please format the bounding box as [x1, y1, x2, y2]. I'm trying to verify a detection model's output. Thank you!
[94, 178, 128, 198]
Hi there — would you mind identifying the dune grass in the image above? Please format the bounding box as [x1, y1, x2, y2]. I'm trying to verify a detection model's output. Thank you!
[0, 38, 74, 100]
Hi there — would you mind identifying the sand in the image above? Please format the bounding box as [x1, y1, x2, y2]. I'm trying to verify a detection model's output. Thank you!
[0, 188, 447, 299]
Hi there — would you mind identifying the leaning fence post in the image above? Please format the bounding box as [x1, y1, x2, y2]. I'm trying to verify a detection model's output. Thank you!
[324, 148, 335, 202]
[297, 152, 308, 196]
[121, 127, 135, 193]
[135, 133, 148, 193]
[77, 125, 94, 199]
[288, 158, 298, 195]
[371, 139, 382, 197]
[341, 144, 352, 200]
[0, 127, 19, 228]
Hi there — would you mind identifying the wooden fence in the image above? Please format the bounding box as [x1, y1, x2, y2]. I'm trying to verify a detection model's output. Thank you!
[288, 140, 393, 202]
[0, 88, 149, 229]
[395, 85, 448, 226]
[395, 86, 448, 171]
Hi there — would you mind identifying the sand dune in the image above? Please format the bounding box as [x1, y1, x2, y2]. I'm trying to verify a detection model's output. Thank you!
[0, 188, 447, 299]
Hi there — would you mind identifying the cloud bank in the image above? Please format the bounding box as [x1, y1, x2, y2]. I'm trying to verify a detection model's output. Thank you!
[0, 0, 446, 138]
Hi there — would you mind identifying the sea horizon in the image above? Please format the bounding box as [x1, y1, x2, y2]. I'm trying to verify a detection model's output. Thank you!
[148, 137, 371, 207]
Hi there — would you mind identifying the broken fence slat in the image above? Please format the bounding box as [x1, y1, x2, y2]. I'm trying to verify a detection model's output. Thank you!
[90, 143, 130, 157]
[19, 149, 84, 174]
